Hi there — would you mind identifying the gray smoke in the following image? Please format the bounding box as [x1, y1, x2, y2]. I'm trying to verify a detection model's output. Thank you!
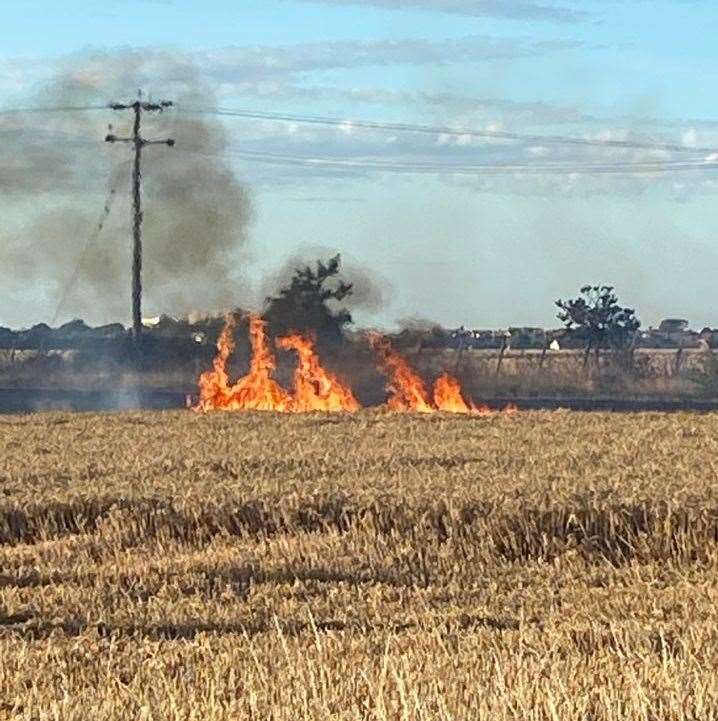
[0, 49, 253, 326]
[259, 245, 389, 319]
[395, 315, 444, 332]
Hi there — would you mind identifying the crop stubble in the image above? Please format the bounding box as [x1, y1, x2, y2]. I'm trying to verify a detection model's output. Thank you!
[0, 410, 717, 720]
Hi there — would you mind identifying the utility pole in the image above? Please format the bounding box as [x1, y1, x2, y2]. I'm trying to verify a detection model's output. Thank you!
[106, 91, 175, 344]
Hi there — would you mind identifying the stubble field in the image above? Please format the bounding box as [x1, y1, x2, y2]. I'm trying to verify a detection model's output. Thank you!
[1, 409, 718, 720]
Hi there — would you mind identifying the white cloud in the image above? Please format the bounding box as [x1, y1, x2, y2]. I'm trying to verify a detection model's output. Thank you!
[682, 128, 697, 148]
[527, 145, 550, 156]
[293, 0, 588, 23]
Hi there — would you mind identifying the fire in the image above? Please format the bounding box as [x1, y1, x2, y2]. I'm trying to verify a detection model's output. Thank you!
[195, 316, 358, 413]
[277, 333, 360, 412]
[433, 372, 471, 413]
[194, 314, 293, 412]
[433, 372, 491, 415]
[194, 314, 237, 412]
[195, 318, 518, 416]
[368, 332, 434, 412]
[369, 334, 499, 414]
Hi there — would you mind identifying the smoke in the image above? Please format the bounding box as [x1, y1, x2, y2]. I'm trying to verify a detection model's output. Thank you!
[259, 246, 390, 319]
[0, 49, 253, 327]
[394, 315, 444, 332]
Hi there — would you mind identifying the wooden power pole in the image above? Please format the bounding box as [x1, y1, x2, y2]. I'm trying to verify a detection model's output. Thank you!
[106, 92, 174, 344]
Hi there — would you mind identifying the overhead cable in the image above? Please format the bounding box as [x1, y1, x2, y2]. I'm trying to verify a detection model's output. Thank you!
[175, 145, 717, 175]
[178, 105, 718, 156]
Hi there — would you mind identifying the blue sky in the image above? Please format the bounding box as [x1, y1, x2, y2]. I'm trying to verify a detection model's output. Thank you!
[1, 0, 717, 329]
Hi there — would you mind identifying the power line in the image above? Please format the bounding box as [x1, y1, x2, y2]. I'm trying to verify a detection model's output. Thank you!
[178, 145, 718, 174]
[176, 145, 718, 176]
[1, 101, 714, 168]
[0, 101, 714, 156]
[50, 170, 124, 326]
[178, 105, 718, 156]
[0, 105, 107, 115]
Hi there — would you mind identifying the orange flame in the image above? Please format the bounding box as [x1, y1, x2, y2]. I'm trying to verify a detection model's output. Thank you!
[433, 372, 490, 414]
[369, 334, 500, 414]
[368, 332, 434, 412]
[277, 333, 360, 412]
[195, 314, 293, 412]
[194, 314, 237, 411]
[195, 320, 519, 416]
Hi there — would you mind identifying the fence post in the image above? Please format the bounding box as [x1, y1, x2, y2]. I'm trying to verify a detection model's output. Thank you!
[496, 334, 509, 376]
[538, 339, 549, 371]
[454, 334, 465, 374]
[674, 344, 685, 375]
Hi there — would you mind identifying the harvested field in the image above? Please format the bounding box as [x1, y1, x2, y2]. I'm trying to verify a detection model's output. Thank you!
[1, 410, 718, 719]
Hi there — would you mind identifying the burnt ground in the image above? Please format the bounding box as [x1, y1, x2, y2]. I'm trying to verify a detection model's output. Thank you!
[3, 387, 718, 414]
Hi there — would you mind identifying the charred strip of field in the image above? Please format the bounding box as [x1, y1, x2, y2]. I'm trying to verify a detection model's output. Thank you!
[5, 387, 718, 413]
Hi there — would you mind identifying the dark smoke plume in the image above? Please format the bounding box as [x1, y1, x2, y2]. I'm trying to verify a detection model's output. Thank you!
[0, 49, 253, 327]
[259, 246, 389, 318]
[394, 315, 444, 332]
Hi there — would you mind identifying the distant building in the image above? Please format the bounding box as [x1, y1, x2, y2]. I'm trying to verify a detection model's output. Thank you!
[643, 319, 699, 349]
[700, 327, 718, 349]
[658, 319, 689, 334]
[446, 327, 551, 350]
[508, 327, 546, 349]
[445, 328, 496, 349]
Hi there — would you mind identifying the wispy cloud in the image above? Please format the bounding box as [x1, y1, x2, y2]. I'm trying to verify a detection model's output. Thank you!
[293, 0, 589, 23]
[0, 36, 581, 102]
[3, 44, 716, 202]
[194, 35, 582, 84]
[0, 36, 585, 122]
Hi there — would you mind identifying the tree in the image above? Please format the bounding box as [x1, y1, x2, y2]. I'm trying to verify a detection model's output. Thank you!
[263, 254, 354, 344]
[556, 286, 640, 369]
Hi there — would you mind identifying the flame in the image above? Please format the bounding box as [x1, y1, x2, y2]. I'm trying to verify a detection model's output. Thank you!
[195, 320, 519, 416]
[369, 334, 500, 414]
[195, 314, 293, 412]
[194, 314, 237, 411]
[277, 333, 360, 412]
[433, 372, 491, 415]
[368, 332, 435, 413]
[433, 372, 471, 413]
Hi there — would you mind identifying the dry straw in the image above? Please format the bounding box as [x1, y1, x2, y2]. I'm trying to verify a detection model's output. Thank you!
[1, 410, 717, 719]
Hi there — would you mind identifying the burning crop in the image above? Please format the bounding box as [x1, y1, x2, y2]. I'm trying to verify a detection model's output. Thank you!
[195, 315, 508, 414]
[195, 315, 358, 413]
[195, 314, 293, 412]
[433, 372, 491, 415]
[367, 332, 434, 413]
[368, 332, 503, 415]
[276, 333, 360, 413]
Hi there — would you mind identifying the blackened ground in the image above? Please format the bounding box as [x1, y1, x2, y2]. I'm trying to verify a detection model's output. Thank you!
[3, 387, 718, 414]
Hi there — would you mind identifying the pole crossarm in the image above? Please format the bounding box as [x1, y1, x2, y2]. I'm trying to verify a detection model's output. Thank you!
[109, 100, 173, 112]
[106, 134, 175, 147]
